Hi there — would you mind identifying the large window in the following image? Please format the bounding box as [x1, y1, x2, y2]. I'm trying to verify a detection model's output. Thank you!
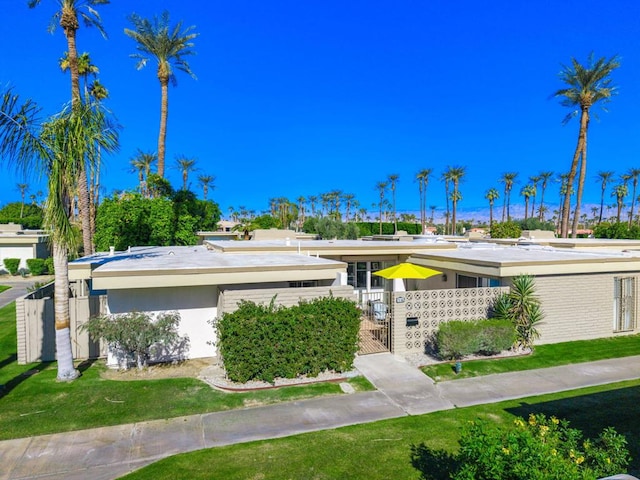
[614, 277, 636, 332]
[347, 261, 394, 289]
[456, 274, 500, 288]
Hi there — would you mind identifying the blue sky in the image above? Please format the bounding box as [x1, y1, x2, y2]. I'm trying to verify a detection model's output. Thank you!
[2, 0, 640, 221]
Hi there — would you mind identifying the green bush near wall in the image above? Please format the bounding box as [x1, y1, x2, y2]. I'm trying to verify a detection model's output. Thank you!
[217, 296, 361, 383]
[26, 258, 46, 276]
[2, 258, 20, 276]
[436, 318, 516, 360]
[44, 257, 54, 275]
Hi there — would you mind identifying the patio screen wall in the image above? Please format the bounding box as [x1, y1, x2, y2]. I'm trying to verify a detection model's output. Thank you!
[390, 286, 509, 356]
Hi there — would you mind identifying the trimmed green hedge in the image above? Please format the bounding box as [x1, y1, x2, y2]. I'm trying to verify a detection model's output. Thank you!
[436, 319, 516, 360]
[2, 258, 20, 276]
[217, 296, 361, 383]
[26, 258, 46, 276]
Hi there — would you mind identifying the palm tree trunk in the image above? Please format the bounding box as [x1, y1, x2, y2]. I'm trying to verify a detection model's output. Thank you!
[53, 242, 79, 381]
[598, 188, 605, 224]
[629, 182, 637, 227]
[561, 109, 588, 238]
[489, 203, 494, 226]
[77, 168, 93, 255]
[538, 186, 546, 220]
[571, 145, 587, 238]
[157, 79, 169, 177]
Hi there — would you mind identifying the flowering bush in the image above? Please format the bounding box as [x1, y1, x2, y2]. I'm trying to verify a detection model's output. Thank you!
[452, 413, 630, 479]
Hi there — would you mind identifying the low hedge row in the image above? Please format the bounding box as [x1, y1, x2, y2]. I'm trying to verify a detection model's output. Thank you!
[436, 318, 516, 360]
[2, 258, 53, 276]
[217, 296, 361, 383]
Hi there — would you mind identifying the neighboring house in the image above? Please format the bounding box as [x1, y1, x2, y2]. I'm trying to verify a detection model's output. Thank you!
[0, 223, 49, 273]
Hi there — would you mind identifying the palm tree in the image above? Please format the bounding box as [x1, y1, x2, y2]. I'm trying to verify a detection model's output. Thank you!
[485, 188, 500, 226]
[528, 176, 540, 219]
[375, 181, 387, 234]
[30, 0, 110, 255]
[343, 193, 355, 222]
[198, 174, 215, 200]
[387, 174, 399, 233]
[416, 169, 432, 234]
[445, 166, 465, 235]
[16, 183, 29, 218]
[296, 196, 306, 230]
[612, 184, 628, 222]
[308, 195, 318, 217]
[554, 53, 620, 238]
[624, 168, 640, 226]
[537, 171, 554, 221]
[1, 90, 117, 380]
[174, 155, 197, 190]
[129, 149, 157, 197]
[595, 170, 614, 224]
[521, 185, 535, 221]
[125, 11, 198, 178]
[59, 51, 99, 96]
[499, 172, 518, 221]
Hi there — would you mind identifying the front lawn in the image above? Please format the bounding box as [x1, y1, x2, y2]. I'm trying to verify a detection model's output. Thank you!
[422, 334, 640, 381]
[120, 379, 640, 479]
[0, 285, 10, 294]
[0, 303, 373, 440]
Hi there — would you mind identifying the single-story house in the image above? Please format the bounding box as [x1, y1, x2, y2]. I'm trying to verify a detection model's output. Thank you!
[0, 223, 49, 273]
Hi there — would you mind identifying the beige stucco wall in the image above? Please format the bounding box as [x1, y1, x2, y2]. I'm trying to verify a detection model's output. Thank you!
[534, 273, 638, 344]
[218, 285, 355, 315]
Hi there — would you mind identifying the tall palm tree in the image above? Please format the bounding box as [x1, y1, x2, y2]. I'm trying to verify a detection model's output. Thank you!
[125, 11, 198, 178]
[624, 168, 640, 226]
[528, 176, 540, 219]
[342, 193, 355, 222]
[445, 166, 465, 235]
[595, 170, 614, 224]
[30, 0, 110, 255]
[612, 184, 628, 223]
[174, 155, 197, 190]
[485, 188, 500, 227]
[554, 53, 620, 238]
[375, 181, 387, 234]
[416, 168, 432, 234]
[521, 185, 535, 221]
[198, 174, 215, 200]
[129, 149, 157, 197]
[16, 183, 29, 218]
[59, 51, 99, 96]
[0, 90, 117, 381]
[296, 196, 306, 229]
[537, 171, 554, 221]
[441, 170, 453, 234]
[387, 174, 399, 233]
[308, 195, 318, 217]
[499, 172, 518, 222]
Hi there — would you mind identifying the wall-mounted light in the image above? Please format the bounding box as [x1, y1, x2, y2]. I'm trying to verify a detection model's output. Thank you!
[442, 274, 447, 282]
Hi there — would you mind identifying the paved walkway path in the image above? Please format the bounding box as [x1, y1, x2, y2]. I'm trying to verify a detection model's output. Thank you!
[0, 277, 53, 309]
[2, 353, 639, 480]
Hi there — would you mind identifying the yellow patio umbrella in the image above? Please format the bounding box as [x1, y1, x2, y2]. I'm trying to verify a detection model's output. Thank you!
[372, 262, 442, 292]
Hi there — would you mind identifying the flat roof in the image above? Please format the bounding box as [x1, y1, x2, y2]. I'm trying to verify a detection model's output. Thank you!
[205, 238, 456, 256]
[70, 246, 347, 289]
[409, 243, 640, 277]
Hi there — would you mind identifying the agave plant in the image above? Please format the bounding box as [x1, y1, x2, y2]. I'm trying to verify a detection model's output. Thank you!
[491, 275, 544, 349]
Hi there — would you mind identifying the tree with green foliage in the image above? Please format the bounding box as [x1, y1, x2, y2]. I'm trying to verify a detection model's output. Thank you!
[125, 11, 198, 177]
[554, 53, 620, 238]
[82, 311, 184, 370]
[416, 168, 432, 234]
[489, 221, 521, 239]
[484, 188, 499, 226]
[537, 170, 554, 221]
[313, 218, 359, 240]
[492, 275, 543, 349]
[499, 172, 518, 222]
[0, 202, 44, 229]
[29, 0, 111, 256]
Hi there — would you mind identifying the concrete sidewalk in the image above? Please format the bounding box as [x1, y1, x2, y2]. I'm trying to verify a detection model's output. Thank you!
[2, 353, 640, 480]
[0, 276, 53, 309]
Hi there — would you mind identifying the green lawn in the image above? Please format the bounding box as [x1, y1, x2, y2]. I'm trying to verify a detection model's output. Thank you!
[422, 334, 640, 381]
[0, 303, 373, 440]
[120, 379, 640, 480]
[0, 285, 10, 294]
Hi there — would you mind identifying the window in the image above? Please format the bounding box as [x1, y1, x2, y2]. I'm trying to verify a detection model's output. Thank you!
[457, 274, 500, 288]
[614, 277, 635, 332]
[289, 280, 318, 288]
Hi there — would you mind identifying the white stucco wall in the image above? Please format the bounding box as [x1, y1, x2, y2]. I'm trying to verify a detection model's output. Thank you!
[106, 285, 218, 363]
[0, 245, 34, 271]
